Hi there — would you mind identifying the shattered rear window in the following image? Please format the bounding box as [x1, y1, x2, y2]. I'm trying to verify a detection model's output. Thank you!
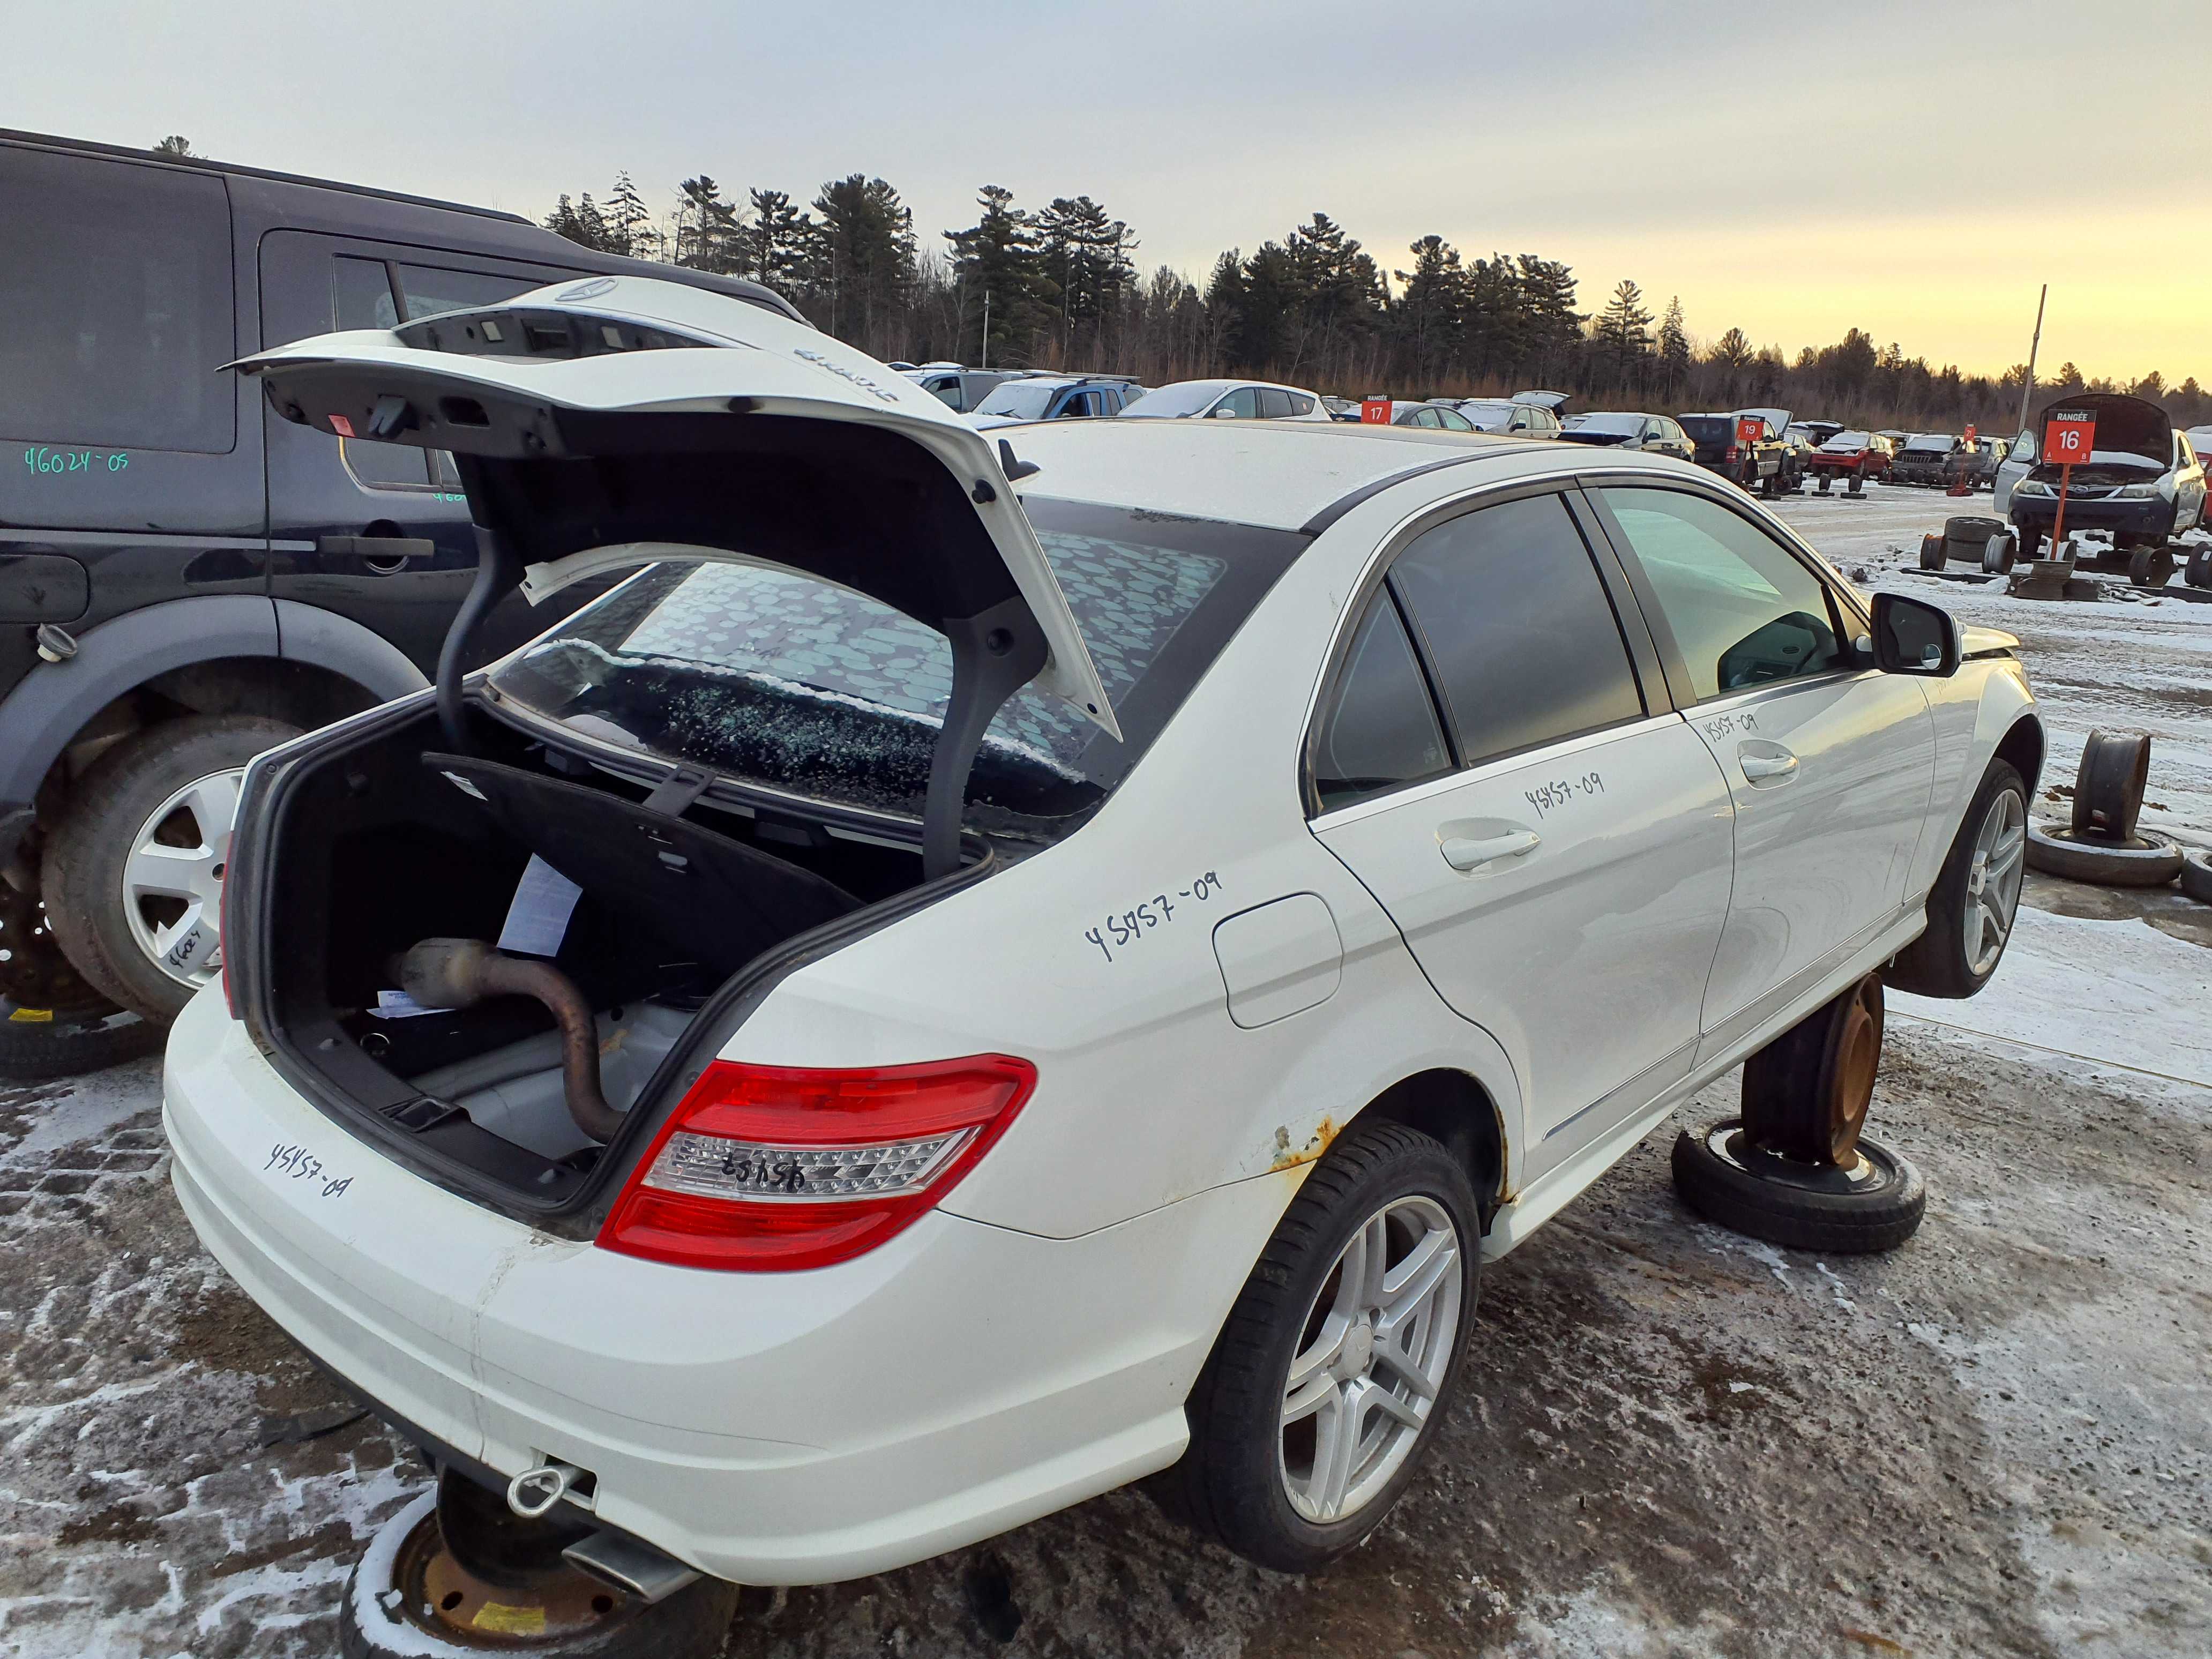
[488, 500, 1305, 836]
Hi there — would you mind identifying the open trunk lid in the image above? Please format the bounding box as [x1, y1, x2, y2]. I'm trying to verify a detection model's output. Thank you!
[229, 276, 1119, 741]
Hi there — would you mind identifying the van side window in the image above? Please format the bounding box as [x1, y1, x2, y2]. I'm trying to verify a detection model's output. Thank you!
[396, 264, 540, 322]
[1312, 593, 1451, 810]
[0, 146, 234, 453]
[328, 257, 426, 488]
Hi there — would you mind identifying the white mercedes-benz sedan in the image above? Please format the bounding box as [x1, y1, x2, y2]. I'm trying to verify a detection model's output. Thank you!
[162, 277, 2039, 1649]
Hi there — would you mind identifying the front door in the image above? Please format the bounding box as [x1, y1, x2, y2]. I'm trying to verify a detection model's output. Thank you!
[1309, 490, 1736, 1178]
[1588, 484, 1936, 1047]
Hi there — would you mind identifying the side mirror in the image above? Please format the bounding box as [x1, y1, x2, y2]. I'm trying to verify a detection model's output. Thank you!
[1870, 591, 1961, 676]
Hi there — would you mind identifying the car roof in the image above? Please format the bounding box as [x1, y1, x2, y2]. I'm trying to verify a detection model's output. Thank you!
[2, 128, 807, 324]
[1000, 419, 1548, 533]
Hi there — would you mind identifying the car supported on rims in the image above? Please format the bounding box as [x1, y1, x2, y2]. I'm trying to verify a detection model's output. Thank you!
[160, 276, 2042, 1655]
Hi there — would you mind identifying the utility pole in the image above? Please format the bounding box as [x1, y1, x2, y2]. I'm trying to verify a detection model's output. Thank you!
[2017, 283, 2046, 434]
[981, 289, 991, 370]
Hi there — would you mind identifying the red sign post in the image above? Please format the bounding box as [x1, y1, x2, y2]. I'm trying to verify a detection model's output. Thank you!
[2043, 411, 2095, 556]
[1360, 397, 1392, 425]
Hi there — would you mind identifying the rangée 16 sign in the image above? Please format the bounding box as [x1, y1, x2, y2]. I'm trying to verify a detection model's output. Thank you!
[2044, 410, 2095, 464]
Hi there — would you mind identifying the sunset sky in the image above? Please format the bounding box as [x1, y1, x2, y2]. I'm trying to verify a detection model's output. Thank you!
[8, 1, 2206, 385]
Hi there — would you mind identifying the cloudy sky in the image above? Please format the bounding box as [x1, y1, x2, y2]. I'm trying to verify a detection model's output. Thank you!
[9, 1, 2206, 384]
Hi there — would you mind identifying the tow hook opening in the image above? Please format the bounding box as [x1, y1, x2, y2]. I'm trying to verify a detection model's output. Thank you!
[506, 1458, 595, 1519]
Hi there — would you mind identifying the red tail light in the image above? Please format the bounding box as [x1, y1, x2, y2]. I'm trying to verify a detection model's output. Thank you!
[598, 1055, 1037, 1272]
[1725, 444, 1739, 462]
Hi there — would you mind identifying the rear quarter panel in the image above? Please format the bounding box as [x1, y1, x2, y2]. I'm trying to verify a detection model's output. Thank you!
[717, 464, 1566, 1243]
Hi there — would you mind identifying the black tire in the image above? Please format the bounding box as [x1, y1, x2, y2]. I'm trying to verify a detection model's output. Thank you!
[41, 715, 297, 1022]
[2129, 546, 2176, 588]
[2024, 822, 2183, 887]
[2187, 548, 2212, 590]
[1673, 1119, 1925, 1253]
[2180, 851, 2212, 907]
[339, 1492, 737, 1659]
[2017, 524, 2044, 561]
[1886, 758, 2026, 999]
[2071, 729, 2149, 841]
[0, 999, 162, 1081]
[1175, 1119, 1479, 1574]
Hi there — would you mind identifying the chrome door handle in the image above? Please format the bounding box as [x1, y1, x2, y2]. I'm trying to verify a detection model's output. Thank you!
[1440, 829, 1541, 872]
[1739, 750, 1798, 782]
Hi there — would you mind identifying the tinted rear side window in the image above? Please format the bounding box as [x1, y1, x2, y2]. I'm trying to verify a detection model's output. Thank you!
[0, 147, 234, 452]
[1389, 494, 1645, 767]
[1258, 388, 1294, 419]
[1312, 593, 1450, 810]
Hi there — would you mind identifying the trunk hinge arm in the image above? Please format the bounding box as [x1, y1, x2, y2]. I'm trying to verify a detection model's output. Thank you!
[923, 597, 1048, 881]
[436, 525, 525, 754]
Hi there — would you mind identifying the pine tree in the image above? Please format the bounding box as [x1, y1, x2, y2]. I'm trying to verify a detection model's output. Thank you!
[1710, 327, 1755, 369]
[1657, 296, 1692, 398]
[674, 176, 742, 274]
[945, 185, 1051, 366]
[153, 134, 193, 156]
[1391, 237, 1466, 386]
[608, 171, 654, 259]
[811, 175, 917, 354]
[1513, 256, 1581, 383]
[1593, 279, 1653, 387]
[743, 189, 811, 293]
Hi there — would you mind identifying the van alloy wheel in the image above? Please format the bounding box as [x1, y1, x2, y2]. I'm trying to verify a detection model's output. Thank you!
[42, 714, 300, 1022]
[121, 769, 243, 992]
[1277, 1194, 1463, 1524]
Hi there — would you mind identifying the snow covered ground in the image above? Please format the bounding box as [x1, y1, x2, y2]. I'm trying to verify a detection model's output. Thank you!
[1, 480, 2207, 1658]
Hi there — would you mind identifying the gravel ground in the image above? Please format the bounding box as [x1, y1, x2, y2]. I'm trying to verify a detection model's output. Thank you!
[2, 483, 2208, 1658]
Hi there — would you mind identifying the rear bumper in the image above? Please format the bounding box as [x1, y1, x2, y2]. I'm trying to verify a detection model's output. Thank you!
[162, 988, 1274, 1585]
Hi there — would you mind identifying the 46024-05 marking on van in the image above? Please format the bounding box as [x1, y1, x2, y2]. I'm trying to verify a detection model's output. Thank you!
[1084, 870, 1224, 962]
[24, 446, 129, 476]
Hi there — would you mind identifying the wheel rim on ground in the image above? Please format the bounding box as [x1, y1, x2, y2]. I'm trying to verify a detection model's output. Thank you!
[1824, 978, 1883, 1165]
[1702, 1120, 1902, 1193]
[1278, 1195, 1462, 1525]
[0, 877, 111, 1019]
[375, 1493, 644, 1650]
[1962, 786, 2027, 978]
[119, 768, 242, 991]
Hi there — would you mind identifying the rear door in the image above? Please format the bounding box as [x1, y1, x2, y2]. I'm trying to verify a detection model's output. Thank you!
[1310, 488, 1735, 1179]
[1587, 484, 1935, 1052]
[258, 231, 586, 672]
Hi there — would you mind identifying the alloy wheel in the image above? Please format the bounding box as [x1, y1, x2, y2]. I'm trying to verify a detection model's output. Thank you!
[119, 768, 242, 991]
[1278, 1195, 1463, 1523]
[1961, 786, 2027, 978]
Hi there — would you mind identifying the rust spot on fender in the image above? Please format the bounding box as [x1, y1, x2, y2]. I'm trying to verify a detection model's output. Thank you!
[1269, 1116, 1339, 1172]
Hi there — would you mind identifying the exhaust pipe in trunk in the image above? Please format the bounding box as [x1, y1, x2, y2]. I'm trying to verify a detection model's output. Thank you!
[392, 938, 625, 1144]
